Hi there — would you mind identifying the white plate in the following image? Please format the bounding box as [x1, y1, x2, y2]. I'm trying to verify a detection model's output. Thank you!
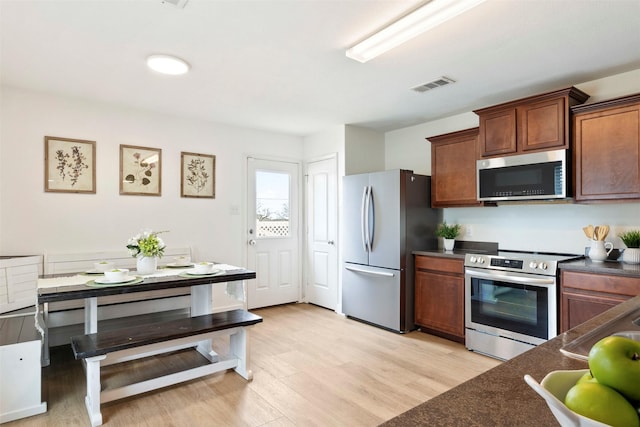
[166, 262, 194, 268]
[185, 269, 222, 276]
[94, 275, 138, 284]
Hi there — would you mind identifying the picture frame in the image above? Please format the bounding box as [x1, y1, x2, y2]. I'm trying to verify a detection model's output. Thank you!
[181, 152, 215, 198]
[120, 144, 162, 196]
[44, 136, 96, 194]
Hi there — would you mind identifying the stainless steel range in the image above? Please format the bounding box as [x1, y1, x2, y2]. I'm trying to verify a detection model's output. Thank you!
[464, 250, 581, 360]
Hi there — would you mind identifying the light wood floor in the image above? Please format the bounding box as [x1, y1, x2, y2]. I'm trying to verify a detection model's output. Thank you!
[7, 303, 500, 427]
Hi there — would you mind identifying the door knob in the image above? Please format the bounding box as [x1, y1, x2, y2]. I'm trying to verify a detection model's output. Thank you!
[248, 239, 256, 246]
[328, 240, 335, 245]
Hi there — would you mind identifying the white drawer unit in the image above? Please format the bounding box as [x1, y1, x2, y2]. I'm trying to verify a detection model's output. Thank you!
[0, 255, 42, 314]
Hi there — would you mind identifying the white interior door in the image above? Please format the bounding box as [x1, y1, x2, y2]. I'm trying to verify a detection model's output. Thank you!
[305, 156, 338, 310]
[246, 157, 300, 309]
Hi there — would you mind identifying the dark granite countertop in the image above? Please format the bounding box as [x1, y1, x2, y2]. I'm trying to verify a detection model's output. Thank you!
[413, 249, 468, 260]
[413, 241, 499, 260]
[560, 258, 640, 277]
[381, 295, 640, 427]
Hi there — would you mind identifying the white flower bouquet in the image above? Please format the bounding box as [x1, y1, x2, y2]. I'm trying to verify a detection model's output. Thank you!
[126, 230, 167, 258]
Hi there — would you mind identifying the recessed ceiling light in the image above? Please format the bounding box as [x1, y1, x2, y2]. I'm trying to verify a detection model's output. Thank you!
[146, 54, 190, 75]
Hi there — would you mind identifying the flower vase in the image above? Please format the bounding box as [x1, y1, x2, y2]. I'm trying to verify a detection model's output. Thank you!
[136, 256, 158, 275]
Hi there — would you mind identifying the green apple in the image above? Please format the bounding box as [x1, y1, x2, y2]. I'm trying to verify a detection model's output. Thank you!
[564, 382, 639, 427]
[588, 336, 640, 401]
[576, 371, 597, 384]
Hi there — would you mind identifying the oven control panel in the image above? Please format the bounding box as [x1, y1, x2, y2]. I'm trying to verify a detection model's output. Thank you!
[491, 258, 523, 269]
[463, 252, 576, 276]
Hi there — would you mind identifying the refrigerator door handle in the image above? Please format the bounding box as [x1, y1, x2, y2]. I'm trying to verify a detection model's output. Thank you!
[367, 186, 374, 252]
[360, 186, 368, 253]
[345, 265, 395, 277]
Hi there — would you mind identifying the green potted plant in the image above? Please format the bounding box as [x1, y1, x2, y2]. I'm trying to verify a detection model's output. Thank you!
[436, 221, 461, 251]
[618, 230, 640, 264]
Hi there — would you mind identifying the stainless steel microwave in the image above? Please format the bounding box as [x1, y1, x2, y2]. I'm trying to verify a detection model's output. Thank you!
[477, 149, 568, 202]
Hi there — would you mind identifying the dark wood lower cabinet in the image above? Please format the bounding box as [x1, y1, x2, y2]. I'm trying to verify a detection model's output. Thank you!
[414, 255, 464, 343]
[560, 269, 639, 332]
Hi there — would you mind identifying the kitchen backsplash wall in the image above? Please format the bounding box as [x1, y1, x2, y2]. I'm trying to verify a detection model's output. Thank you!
[385, 68, 640, 255]
[444, 202, 639, 255]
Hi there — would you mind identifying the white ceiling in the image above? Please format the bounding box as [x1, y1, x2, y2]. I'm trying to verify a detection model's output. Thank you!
[2, 0, 640, 137]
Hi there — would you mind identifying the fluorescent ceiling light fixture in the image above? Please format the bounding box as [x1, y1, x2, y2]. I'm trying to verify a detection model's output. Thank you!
[346, 0, 486, 63]
[146, 54, 190, 75]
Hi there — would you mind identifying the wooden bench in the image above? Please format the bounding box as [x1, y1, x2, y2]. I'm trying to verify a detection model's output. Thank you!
[70, 309, 262, 427]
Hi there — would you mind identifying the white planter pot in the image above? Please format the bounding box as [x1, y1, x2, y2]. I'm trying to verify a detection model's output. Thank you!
[443, 238, 455, 251]
[136, 256, 158, 275]
[621, 248, 640, 264]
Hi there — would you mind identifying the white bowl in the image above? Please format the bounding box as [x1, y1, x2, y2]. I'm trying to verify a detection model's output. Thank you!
[524, 369, 610, 427]
[104, 268, 129, 282]
[94, 261, 115, 272]
[193, 262, 213, 274]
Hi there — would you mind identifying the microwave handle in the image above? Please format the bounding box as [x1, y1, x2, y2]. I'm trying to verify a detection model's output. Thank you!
[465, 269, 555, 286]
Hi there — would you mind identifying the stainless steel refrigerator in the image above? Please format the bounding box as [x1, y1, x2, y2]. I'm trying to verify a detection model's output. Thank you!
[342, 169, 440, 333]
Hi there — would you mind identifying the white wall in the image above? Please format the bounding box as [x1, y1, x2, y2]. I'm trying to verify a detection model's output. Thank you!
[303, 125, 345, 171]
[344, 125, 384, 175]
[385, 112, 479, 175]
[384, 69, 640, 255]
[0, 86, 304, 266]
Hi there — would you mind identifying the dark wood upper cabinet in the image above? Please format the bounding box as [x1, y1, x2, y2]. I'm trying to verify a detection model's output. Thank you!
[475, 87, 589, 158]
[572, 93, 640, 202]
[427, 128, 482, 208]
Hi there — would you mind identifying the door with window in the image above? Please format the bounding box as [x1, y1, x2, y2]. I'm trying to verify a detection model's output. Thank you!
[305, 156, 338, 310]
[246, 157, 300, 309]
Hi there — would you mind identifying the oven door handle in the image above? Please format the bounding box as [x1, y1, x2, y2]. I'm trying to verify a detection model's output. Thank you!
[465, 269, 555, 286]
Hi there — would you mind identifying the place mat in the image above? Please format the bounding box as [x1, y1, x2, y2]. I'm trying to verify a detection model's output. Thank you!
[86, 277, 144, 287]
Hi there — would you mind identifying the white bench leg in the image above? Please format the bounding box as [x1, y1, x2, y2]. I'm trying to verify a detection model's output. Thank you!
[84, 355, 106, 427]
[230, 326, 253, 380]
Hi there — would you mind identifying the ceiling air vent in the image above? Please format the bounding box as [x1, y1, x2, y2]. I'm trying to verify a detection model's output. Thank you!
[161, 0, 188, 8]
[411, 76, 455, 93]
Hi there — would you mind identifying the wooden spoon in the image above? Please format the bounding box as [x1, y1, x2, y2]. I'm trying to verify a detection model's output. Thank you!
[583, 225, 594, 239]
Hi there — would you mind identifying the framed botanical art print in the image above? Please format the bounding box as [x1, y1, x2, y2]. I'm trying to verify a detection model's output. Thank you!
[120, 144, 162, 196]
[44, 136, 96, 193]
[181, 152, 215, 198]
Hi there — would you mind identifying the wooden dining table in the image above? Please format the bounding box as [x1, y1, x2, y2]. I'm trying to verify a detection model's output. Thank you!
[37, 265, 256, 364]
